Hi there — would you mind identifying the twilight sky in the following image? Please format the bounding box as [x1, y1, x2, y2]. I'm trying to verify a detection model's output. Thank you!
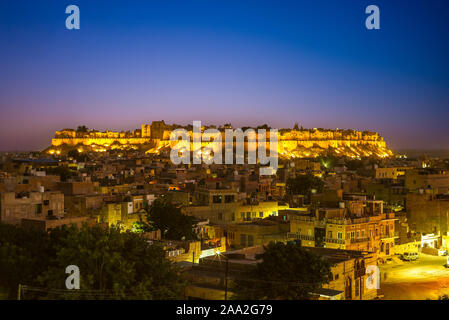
[1, 0, 448, 151]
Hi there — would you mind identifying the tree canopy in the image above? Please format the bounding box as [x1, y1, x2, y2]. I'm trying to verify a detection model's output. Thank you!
[0, 223, 185, 300]
[141, 198, 197, 241]
[232, 242, 332, 300]
[76, 125, 89, 133]
[286, 174, 324, 197]
[67, 149, 88, 162]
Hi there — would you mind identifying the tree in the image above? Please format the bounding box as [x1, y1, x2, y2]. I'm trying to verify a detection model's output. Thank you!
[346, 159, 364, 171]
[0, 222, 186, 300]
[47, 166, 74, 182]
[286, 174, 324, 200]
[319, 153, 338, 170]
[68, 149, 88, 162]
[256, 124, 271, 130]
[76, 125, 89, 133]
[0, 223, 53, 299]
[232, 242, 332, 300]
[142, 198, 197, 241]
[37, 225, 185, 299]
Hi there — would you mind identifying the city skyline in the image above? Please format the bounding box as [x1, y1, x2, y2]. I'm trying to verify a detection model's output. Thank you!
[1, 0, 449, 151]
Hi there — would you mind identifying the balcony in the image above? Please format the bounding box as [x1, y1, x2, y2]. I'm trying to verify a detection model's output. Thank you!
[324, 238, 345, 245]
[326, 217, 370, 225]
[287, 233, 315, 241]
[350, 237, 370, 244]
[292, 216, 326, 228]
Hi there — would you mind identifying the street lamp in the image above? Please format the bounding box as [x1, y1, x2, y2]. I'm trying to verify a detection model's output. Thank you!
[216, 252, 230, 300]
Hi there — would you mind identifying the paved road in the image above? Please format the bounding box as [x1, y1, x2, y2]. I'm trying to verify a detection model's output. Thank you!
[379, 254, 449, 300]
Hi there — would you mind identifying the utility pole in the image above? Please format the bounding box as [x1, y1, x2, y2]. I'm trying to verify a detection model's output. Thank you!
[224, 258, 229, 300]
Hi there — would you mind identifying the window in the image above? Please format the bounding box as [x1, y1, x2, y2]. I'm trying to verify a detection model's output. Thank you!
[43, 200, 50, 206]
[35, 204, 42, 214]
[334, 274, 339, 280]
[218, 212, 223, 220]
[224, 195, 235, 203]
[240, 234, 246, 246]
[259, 212, 264, 218]
[338, 232, 343, 239]
[248, 235, 254, 246]
[252, 212, 256, 218]
[212, 195, 222, 203]
[241, 212, 245, 219]
[328, 231, 333, 238]
[351, 232, 355, 239]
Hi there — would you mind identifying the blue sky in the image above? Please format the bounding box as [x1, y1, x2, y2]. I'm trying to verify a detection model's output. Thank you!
[1, 0, 448, 151]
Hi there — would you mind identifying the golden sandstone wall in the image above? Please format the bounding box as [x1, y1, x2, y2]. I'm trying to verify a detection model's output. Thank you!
[49, 125, 393, 158]
[51, 138, 149, 147]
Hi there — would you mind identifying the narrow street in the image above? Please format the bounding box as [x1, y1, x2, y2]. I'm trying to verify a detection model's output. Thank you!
[380, 254, 449, 300]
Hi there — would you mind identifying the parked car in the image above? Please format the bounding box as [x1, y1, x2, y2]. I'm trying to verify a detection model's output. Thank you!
[401, 252, 419, 261]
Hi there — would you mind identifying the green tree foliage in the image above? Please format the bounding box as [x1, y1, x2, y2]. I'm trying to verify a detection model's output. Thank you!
[256, 124, 271, 130]
[46, 166, 74, 182]
[76, 125, 89, 133]
[232, 242, 332, 300]
[67, 149, 88, 162]
[0, 224, 52, 298]
[142, 198, 197, 241]
[286, 174, 324, 197]
[319, 153, 338, 170]
[0, 223, 185, 300]
[345, 159, 365, 171]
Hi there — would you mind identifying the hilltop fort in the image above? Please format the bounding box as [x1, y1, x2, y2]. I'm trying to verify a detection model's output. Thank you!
[48, 121, 393, 158]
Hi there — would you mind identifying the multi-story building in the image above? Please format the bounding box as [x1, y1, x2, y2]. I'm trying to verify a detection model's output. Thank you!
[214, 218, 290, 249]
[183, 188, 289, 224]
[406, 193, 449, 235]
[164, 237, 226, 264]
[181, 245, 378, 300]
[287, 200, 397, 259]
[0, 190, 65, 225]
[405, 168, 449, 194]
[375, 167, 409, 180]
